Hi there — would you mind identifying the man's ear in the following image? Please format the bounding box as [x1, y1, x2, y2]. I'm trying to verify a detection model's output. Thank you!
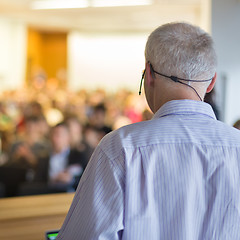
[206, 72, 217, 93]
[145, 62, 155, 87]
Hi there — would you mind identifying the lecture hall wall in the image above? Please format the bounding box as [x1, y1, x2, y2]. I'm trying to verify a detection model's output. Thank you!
[1, 0, 240, 125]
[212, 0, 240, 125]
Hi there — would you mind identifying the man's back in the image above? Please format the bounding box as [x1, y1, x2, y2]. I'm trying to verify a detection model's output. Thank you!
[57, 100, 240, 240]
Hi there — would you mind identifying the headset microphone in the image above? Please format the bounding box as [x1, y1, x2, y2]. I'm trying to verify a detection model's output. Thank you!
[147, 63, 213, 101]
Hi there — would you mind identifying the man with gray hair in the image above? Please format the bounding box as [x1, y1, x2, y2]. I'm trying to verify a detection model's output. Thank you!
[57, 22, 240, 240]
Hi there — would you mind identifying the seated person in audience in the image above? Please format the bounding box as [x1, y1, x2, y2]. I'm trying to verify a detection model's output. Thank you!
[35, 122, 88, 191]
[83, 124, 105, 153]
[65, 115, 93, 161]
[88, 103, 112, 135]
[16, 101, 44, 135]
[7, 116, 50, 174]
[2, 115, 50, 196]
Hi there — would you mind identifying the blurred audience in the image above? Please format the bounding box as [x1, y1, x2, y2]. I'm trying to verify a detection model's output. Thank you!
[65, 115, 93, 160]
[88, 103, 112, 135]
[0, 87, 149, 197]
[7, 115, 50, 176]
[84, 124, 105, 150]
[35, 122, 88, 187]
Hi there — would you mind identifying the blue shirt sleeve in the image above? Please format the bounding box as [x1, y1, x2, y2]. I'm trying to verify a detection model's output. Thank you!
[56, 145, 125, 240]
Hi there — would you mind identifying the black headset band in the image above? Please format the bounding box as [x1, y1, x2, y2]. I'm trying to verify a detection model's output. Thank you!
[149, 63, 213, 83]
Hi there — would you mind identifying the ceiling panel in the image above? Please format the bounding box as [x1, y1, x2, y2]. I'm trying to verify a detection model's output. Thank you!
[0, 0, 203, 32]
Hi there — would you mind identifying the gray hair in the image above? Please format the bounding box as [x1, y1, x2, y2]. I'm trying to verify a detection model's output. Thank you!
[145, 22, 217, 81]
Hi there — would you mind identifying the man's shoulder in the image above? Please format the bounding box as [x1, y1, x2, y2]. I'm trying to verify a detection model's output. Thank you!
[102, 120, 153, 143]
[105, 117, 240, 144]
[98, 120, 153, 157]
[214, 120, 240, 143]
[98, 116, 240, 160]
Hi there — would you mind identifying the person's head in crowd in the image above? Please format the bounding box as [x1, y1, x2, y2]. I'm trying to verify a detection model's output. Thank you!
[24, 115, 44, 143]
[50, 122, 70, 154]
[83, 124, 103, 150]
[143, 22, 217, 112]
[25, 101, 43, 118]
[233, 120, 240, 130]
[16, 101, 43, 136]
[89, 103, 107, 128]
[65, 115, 83, 148]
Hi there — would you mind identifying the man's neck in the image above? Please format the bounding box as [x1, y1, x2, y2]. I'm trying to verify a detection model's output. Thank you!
[153, 93, 201, 113]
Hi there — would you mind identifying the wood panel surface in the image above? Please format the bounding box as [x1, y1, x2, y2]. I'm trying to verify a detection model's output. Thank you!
[0, 193, 74, 240]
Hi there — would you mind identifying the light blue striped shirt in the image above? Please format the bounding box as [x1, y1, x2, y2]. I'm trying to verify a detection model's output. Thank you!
[57, 100, 240, 240]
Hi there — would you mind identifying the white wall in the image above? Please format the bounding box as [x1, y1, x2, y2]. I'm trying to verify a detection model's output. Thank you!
[67, 1, 211, 93]
[67, 32, 148, 93]
[0, 18, 27, 90]
[212, 0, 240, 125]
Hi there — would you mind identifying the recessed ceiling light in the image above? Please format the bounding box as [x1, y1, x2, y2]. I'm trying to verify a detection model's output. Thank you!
[31, 0, 152, 10]
[31, 0, 89, 10]
[92, 0, 152, 8]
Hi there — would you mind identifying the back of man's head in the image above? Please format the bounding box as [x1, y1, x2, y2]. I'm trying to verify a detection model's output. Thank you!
[145, 22, 217, 81]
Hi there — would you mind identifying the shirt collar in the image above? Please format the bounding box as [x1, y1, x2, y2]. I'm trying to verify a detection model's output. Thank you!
[152, 100, 217, 120]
